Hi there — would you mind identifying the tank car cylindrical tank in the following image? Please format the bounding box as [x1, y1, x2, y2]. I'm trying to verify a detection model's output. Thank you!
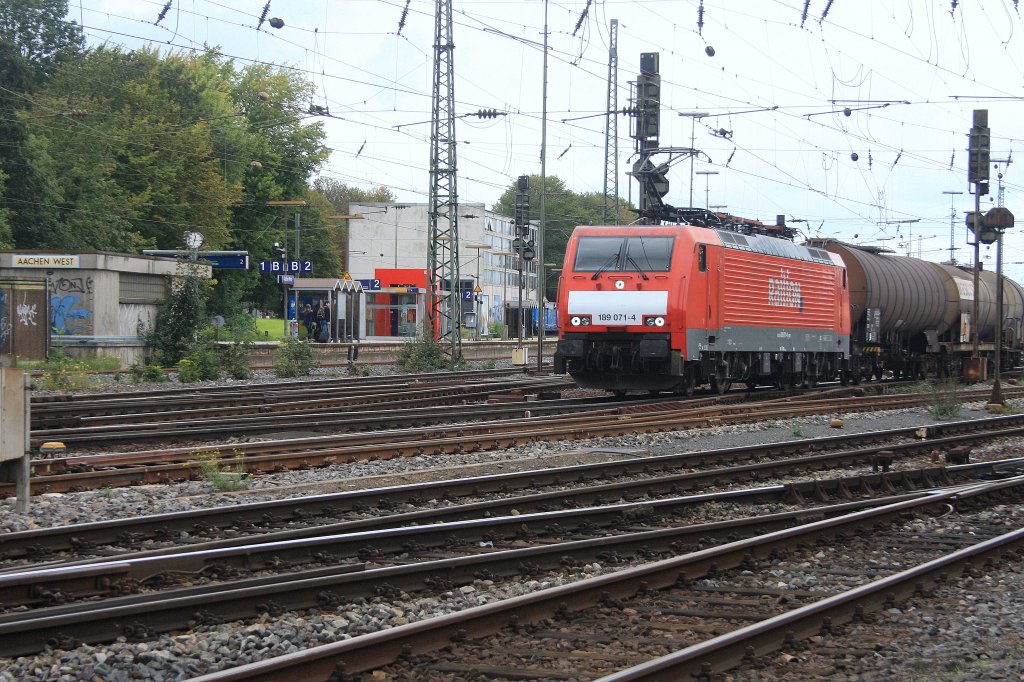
[822, 242, 958, 340]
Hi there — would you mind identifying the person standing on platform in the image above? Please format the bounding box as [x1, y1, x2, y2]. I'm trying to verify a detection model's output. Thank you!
[302, 304, 315, 340]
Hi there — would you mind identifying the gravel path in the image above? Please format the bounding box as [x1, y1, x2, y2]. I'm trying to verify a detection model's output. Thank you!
[3, 373, 1023, 680]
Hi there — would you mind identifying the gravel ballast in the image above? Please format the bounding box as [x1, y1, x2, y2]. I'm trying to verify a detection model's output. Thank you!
[3, 373, 1023, 680]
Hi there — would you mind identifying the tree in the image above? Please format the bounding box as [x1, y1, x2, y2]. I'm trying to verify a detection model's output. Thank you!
[228, 63, 330, 311]
[493, 175, 635, 299]
[145, 261, 211, 366]
[312, 179, 395, 273]
[0, 0, 84, 83]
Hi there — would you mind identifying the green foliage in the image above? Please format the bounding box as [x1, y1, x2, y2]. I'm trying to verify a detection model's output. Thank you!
[195, 450, 250, 492]
[492, 174, 637, 300]
[275, 337, 316, 377]
[39, 349, 92, 391]
[396, 334, 463, 372]
[884, 380, 933, 395]
[130, 362, 167, 383]
[488, 321, 505, 338]
[146, 261, 211, 366]
[219, 340, 253, 380]
[929, 380, 963, 420]
[0, 0, 85, 83]
[791, 425, 804, 437]
[176, 339, 221, 382]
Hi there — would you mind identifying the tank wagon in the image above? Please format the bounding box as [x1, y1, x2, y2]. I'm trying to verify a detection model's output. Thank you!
[553, 225, 1024, 394]
[819, 240, 1024, 381]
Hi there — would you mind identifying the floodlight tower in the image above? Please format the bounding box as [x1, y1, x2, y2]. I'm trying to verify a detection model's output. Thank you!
[427, 0, 462, 362]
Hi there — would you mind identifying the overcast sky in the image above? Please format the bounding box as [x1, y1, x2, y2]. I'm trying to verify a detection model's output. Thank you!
[74, 1, 1023, 278]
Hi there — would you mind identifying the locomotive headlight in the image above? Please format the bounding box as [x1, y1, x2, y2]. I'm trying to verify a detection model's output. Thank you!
[654, 316, 665, 327]
[580, 316, 591, 326]
[570, 316, 581, 326]
[643, 315, 666, 327]
[570, 316, 591, 326]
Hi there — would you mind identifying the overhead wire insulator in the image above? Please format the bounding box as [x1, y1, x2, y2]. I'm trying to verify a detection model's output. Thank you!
[155, 1, 171, 26]
[397, 0, 410, 35]
[697, 0, 704, 36]
[572, 0, 592, 37]
[256, 1, 270, 30]
[820, 0, 835, 22]
[800, 0, 810, 27]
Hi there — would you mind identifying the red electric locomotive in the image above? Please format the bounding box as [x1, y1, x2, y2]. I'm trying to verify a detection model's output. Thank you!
[553, 224, 851, 394]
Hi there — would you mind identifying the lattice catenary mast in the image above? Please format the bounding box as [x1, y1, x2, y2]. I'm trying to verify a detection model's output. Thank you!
[603, 19, 619, 225]
[427, 0, 462, 361]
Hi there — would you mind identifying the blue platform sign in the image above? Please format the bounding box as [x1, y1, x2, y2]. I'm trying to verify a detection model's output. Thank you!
[358, 278, 382, 291]
[259, 260, 313, 274]
[201, 254, 249, 269]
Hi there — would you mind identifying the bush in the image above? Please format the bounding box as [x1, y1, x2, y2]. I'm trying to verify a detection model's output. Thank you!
[39, 350, 92, 391]
[176, 341, 221, 382]
[275, 337, 316, 377]
[219, 341, 253, 380]
[130, 362, 168, 383]
[396, 334, 463, 372]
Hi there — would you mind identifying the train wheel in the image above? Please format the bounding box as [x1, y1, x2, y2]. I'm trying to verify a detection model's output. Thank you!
[680, 372, 696, 397]
[840, 371, 850, 386]
[745, 380, 758, 390]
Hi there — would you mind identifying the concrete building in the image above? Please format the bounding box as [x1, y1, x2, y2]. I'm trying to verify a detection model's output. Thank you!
[346, 203, 538, 338]
[0, 251, 210, 366]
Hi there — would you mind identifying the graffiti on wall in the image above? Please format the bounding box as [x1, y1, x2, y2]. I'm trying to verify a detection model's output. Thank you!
[51, 295, 92, 335]
[17, 292, 38, 327]
[0, 291, 10, 349]
[47, 276, 94, 335]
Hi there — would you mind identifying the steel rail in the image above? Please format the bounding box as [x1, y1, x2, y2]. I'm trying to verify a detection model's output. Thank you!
[0, 489, 945, 657]
[3, 461, 992, 603]
[183, 477, 1024, 681]
[5, 414, 1024, 560]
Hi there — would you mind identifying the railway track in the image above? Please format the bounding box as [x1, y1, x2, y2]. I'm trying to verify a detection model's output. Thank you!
[16, 386, 1024, 496]
[172, 478, 1024, 681]
[5, 411, 1024, 564]
[1, 413, 1022, 658]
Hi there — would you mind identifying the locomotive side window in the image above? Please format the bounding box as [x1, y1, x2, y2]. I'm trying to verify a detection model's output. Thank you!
[574, 237, 624, 271]
[624, 236, 674, 272]
[698, 245, 707, 272]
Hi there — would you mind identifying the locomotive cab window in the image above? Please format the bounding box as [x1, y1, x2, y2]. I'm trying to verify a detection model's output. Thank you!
[625, 236, 673, 272]
[574, 235, 674, 273]
[574, 237, 624, 271]
[698, 245, 707, 272]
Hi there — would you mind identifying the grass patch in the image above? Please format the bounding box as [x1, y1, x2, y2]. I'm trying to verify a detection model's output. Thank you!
[194, 450, 250, 492]
[884, 380, 933, 395]
[254, 318, 289, 341]
[929, 380, 963, 420]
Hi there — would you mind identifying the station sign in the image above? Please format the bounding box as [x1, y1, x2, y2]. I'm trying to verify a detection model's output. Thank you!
[277, 274, 294, 285]
[259, 260, 313, 274]
[201, 254, 249, 269]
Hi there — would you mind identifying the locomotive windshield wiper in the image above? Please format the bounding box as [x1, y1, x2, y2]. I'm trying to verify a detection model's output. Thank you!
[590, 252, 621, 280]
[624, 254, 650, 280]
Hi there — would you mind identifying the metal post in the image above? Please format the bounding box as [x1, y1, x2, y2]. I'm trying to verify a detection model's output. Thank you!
[942, 190, 963, 263]
[991, 226, 1005, 405]
[536, 0, 548, 371]
[696, 170, 718, 209]
[972, 183, 980, 360]
[18, 372, 29, 513]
